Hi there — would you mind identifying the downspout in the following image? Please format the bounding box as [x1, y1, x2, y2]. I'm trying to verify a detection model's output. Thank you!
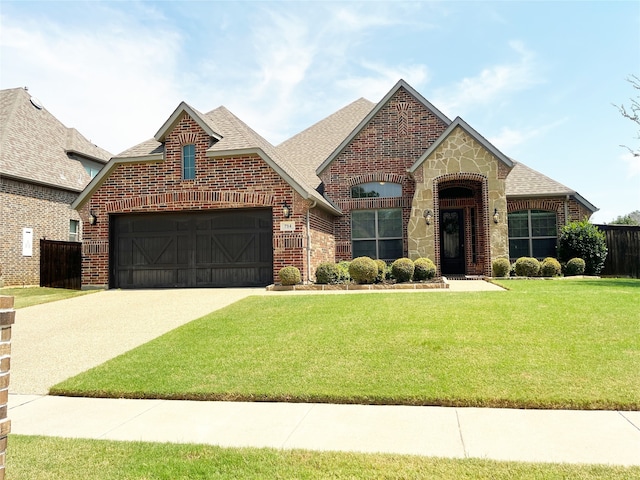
[306, 200, 317, 283]
[564, 195, 570, 225]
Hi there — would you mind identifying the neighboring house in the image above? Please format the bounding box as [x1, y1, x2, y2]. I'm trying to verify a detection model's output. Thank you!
[72, 80, 596, 289]
[0, 87, 111, 286]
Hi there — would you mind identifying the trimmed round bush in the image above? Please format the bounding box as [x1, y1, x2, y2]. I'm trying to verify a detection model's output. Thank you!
[348, 257, 378, 284]
[565, 257, 586, 276]
[540, 257, 561, 277]
[278, 266, 301, 285]
[315, 262, 340, 284]
[558, 219, 607, 275]
[413, 258, 436, 281]
[492, 258, 511, 278]
[391, 257, 415, 283]
[375, 259, 387, 283]
[336, 261, 351, 283]
[514, 257, 540, 277]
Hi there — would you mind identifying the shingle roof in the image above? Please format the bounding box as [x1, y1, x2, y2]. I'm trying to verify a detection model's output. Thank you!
[0, 87, 111, 192]
[506, 161, 597, 213]
[0, 88, 111, 191]
[276, 98, 376, 189]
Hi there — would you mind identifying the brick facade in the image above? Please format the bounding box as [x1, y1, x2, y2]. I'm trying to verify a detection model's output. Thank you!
[81, 112, 310, 287]
[0, 178, 81, 286]
[319, 87, 448, 261]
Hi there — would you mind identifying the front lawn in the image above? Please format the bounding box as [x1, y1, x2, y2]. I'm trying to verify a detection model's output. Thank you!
[0, 287, 96, 309]
[51, 279, 640, 410]
[9, 435, 639, 480]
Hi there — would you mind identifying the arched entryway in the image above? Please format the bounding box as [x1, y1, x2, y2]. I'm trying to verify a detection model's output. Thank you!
[434, 175, 490, 277]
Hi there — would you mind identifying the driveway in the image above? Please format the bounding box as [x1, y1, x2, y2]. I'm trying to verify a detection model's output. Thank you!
[9, 288, 262, 394]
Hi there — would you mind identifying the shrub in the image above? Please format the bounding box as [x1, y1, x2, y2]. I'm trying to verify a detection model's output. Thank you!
[278, 266, 301, 286]
[565, 257, 586, 276]
[315, 263, 340, 284]
[336, 261, 351, 283]
[413, 258, 436, 281]
[375, 259, 387, 283]
[492, 258, 511, 277]
[348, 257, 378, 284]
[391, 258, 415, 283]
[558, 219, 607, 275]
[510, 262, 517, 277]
[540, 257, 562, 277]
[515, 257, 540, 277]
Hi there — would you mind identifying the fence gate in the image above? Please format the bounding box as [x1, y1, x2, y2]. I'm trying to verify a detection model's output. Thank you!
[40, 239, 82, 290]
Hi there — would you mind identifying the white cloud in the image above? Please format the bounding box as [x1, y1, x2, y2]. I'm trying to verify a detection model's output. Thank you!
[336, 62, 430, 102]
[0, 7, 184, 154]
[434, 40, 542, 118]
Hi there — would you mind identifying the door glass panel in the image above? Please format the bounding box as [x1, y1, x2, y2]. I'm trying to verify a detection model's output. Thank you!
[442, 211, 460, 259]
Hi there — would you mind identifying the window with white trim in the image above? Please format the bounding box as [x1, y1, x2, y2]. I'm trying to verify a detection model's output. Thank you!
[69, 220, 79, 242]
[182, 144, 195, 180]
[508, 210, 557, 259]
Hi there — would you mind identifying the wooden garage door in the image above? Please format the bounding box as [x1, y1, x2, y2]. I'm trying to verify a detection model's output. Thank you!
[112, 209, 273, 288]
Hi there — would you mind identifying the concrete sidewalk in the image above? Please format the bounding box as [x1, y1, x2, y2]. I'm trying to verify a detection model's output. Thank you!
[9, 394, 640, 466]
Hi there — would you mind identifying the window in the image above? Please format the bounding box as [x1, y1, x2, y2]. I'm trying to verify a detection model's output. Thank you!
[84, 165, 101, 179]
[182, 144, 195, 180]
[351, 182, 401, 199]
[508, 210, 557, 259]
[69, 220, 79, 242]
[352, 209, 403, 260]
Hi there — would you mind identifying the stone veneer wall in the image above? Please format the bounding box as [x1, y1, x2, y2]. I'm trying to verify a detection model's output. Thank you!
[0, 295, 14, 480]
[409, 126, 511, 276]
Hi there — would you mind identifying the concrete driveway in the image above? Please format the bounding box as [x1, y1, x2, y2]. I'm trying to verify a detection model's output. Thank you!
[9, 288, 262, 394]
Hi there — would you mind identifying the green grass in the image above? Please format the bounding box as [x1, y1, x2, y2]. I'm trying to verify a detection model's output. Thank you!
[9, 435, 639, 480]
[0, 287, 96, 309]
[51, 279, 640, 410]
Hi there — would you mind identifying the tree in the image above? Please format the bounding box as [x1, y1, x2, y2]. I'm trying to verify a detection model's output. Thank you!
[557, 219, 608, 275]
[614, 74, 640, 157]
[609, 210, 640, 225]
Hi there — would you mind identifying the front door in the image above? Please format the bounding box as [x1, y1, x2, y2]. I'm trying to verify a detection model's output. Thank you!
[440, 209, 465, 275]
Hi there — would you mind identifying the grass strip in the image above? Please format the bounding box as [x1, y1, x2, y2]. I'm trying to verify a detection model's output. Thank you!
[9, 435, 639, 480]
[0, 287, 96, 309]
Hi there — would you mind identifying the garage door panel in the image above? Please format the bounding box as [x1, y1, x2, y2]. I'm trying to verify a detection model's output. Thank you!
[112, 210, 273, 288]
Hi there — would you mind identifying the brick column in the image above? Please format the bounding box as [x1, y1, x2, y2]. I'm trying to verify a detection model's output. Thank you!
[0, 296, 14, 480]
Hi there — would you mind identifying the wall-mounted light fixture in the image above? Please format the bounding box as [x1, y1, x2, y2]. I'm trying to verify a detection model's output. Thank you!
[493, 208, 499, 224]
[89, 210, 98, 225]
[282, 201, 291, 219]
[423, 209, 433, 225]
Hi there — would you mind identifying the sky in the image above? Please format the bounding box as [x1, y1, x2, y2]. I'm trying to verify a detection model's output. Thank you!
[1, 1, 638, 223]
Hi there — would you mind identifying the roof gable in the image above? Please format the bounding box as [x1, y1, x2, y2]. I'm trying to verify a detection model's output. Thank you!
[316, 79, 451, 175]
[0, 87, 111, 192]
[154, 102, 223, 143]
[409, 116, 514, 172]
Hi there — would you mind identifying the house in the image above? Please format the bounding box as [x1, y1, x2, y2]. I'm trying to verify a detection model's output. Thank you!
[72, 80, 596, 289]
[0, 87, 111, 286]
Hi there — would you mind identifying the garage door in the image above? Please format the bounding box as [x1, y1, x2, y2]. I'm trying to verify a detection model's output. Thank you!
[112, 209, 273, 288]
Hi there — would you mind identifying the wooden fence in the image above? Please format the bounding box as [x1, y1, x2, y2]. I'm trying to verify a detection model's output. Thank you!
[40, 239, 82, 290]
[596, 224, 640, 278]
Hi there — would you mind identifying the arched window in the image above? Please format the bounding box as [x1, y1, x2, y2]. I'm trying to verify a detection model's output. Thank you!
[350, 182, 401, 199]
[508, 210, 557, 259]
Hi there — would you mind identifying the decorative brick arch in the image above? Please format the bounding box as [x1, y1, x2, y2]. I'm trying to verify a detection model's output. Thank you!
[103, 190, 276, 213]
[432, 173, 491, 277]
[176, 132, 200, 146]
[347, 172, 406, 187]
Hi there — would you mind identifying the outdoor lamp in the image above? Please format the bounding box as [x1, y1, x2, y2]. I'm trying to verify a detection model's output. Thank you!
[493, 208, 499, 224]
[282, 201, 291, 218]
[423, 209, 432, 225]
[89, 210, 97, 225]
